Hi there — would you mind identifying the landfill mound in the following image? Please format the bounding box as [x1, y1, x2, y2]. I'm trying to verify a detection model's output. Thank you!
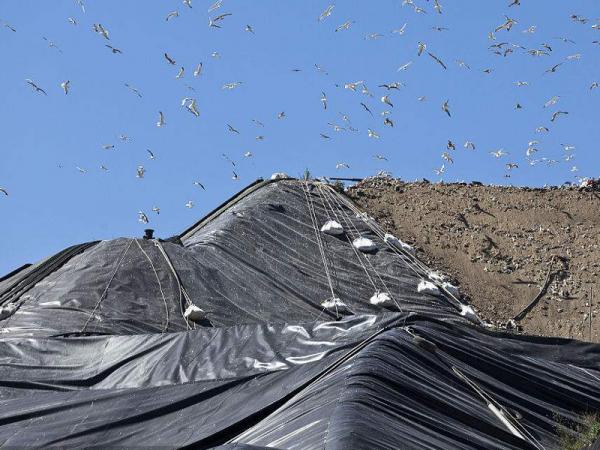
[347, 177, 600, 343]
[0, 178, 599, 449]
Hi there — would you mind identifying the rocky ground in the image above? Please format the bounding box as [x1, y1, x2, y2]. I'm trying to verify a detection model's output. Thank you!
[346, 177, 600, 342]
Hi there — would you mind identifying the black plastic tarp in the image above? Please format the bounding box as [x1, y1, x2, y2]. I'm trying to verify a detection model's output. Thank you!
[0, 179, 599, 449]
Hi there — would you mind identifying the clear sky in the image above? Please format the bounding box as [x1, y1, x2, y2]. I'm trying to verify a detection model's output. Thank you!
[0, 1, 598, 275]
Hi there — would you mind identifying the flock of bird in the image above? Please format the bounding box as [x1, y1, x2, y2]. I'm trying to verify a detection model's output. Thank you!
[1, 0, 599, 226]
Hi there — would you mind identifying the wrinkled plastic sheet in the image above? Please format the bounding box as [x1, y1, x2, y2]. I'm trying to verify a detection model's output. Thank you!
[1, 181, 467, 338]
[0, 313, 598, 448]
[1, 179, 599, 449]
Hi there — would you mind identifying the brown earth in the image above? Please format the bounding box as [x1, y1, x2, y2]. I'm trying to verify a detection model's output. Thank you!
[346, 177, 600, 343]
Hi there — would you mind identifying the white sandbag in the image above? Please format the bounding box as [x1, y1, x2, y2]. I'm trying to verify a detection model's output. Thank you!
[184, 304, 206, 322]
[370, 291, 391, 305]
[270, 172, 288, 180]
[417, 280, 440, 294]
[321, 297, 346, 309]
[320, 220, 344, 236]
[353, 237, 377, 253]
[427, 271, 445, 283]
[441, 281, 460, 297]
[384, 233, 416, 254]
[0, 303, 18, 321]
[459, 304, 478, 322]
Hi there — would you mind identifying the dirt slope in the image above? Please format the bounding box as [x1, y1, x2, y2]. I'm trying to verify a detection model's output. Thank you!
[347, 177, 600, 342]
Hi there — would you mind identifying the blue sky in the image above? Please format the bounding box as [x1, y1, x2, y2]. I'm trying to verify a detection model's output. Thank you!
[0, 1, 598, 274]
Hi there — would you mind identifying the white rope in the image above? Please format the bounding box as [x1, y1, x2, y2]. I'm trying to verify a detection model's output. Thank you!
[134, 239, 170, 333]
[317, 184, 379, 293]
[81, 239, 133, 333]
[326, 185, 467, 311]
[319, 184, 403, 312]
[451, 366, 545, 450]
[301, 181, 339, 318]
[153, 240, 196, 330]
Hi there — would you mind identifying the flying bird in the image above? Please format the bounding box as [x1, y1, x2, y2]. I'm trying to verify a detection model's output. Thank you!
[490, 149, 509, 158]
[92, 23, 109, 40]
[152, 206, 160, 214]
[397, 61, 413, 71]
[157, 111, 165, 127]
[25, 79, 47, 95]
[245, 24, 254, 34]
[367, 129, 379, 139]
[166, 11, 179, 21]
[321, 92, 327, 110]
[360, 102, 373, 115]
[105, 45, 122, 54]
[193, 63, 202, 77]
[428, 52, 447, 69]
[392, 23, 407, 35]
[186, 99, 200, 116]
[209, 13, 232, 28]
[227, 124, 240, 134]
[381, 95, 393, 107]
[185, 200, 194, 209]
[550, 111, 568, 122]
[136, 166, 145, 178]
[544, 95, 559, 108]
[335, 21, 354, 32]
[545, 63, 562, 74]
[383, 117, 394, 127]
[495, 15, 517, 33]
[138, 211, 149, 224]
[442, 99, 451, 117]
[146, 149, 155, 160]
[43, 37, 63, 53]
[125, 83, 142, 97]
[176, 67, 185, 79]
[164, 53, 176, 65]
[1, 20, 16, 32]
[222, 81, 242, 90]
[0, 188, 8, 196]
[319, 4, 334, 22]
[417, 42, 426, 56]
[464, 141, 476, 150]
[208, 0, 222, 12]
[193, 181, 205, 190]
[60, 80, 70, 94]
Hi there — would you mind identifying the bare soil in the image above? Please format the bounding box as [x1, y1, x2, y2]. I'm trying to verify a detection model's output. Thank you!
[347, 177, 600, 342]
